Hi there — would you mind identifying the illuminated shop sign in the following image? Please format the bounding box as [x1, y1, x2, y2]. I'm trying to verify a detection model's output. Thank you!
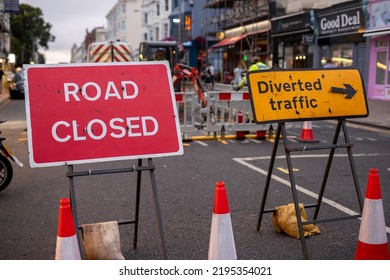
[318, 7, 365, 37]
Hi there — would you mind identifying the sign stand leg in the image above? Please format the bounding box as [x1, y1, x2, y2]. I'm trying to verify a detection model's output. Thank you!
[280, 123, 309, 259]
[133, 159, 142, 249]
[256, 122, 282, 231]
[341, 121, 364, 212]
[68, 164, 81, 251]
[148, 158, 168, 259]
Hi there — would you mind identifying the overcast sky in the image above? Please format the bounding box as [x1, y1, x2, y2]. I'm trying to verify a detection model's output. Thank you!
[20, 0, 118, 63]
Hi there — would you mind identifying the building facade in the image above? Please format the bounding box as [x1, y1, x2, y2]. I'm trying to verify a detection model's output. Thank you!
[71, 27, 106, 63]
[204, 0, 271, 81]
[106, 0, 142, 57]
[202, 0, 372, 87]
[68, 0, 390, 102]
[364, 0, 390, 100]
[0, 1, 15, 72]
[141, 0, 171, 42]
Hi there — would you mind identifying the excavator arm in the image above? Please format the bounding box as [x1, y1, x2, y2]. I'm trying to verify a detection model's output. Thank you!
[172, 64, 207, 107]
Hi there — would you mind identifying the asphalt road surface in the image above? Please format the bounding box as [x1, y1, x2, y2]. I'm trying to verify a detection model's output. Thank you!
[0, 98, 389, 260]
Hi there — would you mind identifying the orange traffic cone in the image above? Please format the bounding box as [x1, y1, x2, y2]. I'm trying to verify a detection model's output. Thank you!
[208, 181, 237, 260]
[354, 168, 390, 260]
[298, 121, 319, 143]
[55, 198, 81, 260]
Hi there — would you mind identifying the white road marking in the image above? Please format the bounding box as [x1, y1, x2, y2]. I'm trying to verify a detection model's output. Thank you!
[233, 153, 390, 234]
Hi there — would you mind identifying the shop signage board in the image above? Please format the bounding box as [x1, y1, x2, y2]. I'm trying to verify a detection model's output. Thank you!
[24, 62, 183, 167]
[317, 7, 365, 38]
[247, 68, 368, 124]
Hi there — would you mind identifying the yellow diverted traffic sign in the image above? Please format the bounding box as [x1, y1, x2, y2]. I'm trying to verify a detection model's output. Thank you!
[247, 68, 368, 123]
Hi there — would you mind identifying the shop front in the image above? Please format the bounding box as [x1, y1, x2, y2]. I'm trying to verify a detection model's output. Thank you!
[271, 11, 315, 69]
[316, 2, 366, 73]
[364, 0, 390, 100]
[211, 20, 270, 83]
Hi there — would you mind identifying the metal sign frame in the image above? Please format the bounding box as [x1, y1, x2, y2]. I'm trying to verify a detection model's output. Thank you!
[67, 158, 168, 259]
[256, 120, 364, 259]
[247, 67, 369, 259]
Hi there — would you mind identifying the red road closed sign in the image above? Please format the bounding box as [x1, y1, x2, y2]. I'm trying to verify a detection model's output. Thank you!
[24, 62, 183, 167]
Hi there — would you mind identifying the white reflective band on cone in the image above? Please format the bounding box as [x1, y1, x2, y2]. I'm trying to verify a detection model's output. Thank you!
[208, 213, 237, 260]
[358, 199, 388, 244]
[55, 236, 81, 260]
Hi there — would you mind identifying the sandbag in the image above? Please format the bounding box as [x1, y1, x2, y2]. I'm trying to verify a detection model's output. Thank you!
[272, 203, 320, 238]
[81, 221, 125, 260]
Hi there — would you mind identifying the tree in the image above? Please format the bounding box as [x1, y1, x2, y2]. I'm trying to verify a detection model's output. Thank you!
[10, 4, 55, 65]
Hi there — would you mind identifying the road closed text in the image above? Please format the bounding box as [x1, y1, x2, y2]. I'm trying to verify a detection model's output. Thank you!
[51, 80, 159, 142]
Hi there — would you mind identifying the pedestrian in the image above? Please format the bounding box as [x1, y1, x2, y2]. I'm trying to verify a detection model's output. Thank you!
[233, 63, 242, 86]
[324, 58, 336, 68]
[236, 56, 269, 91]
[206, 63, 215, 90]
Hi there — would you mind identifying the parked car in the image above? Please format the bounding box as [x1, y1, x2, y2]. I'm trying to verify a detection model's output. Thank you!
[9, 67, 24, 99]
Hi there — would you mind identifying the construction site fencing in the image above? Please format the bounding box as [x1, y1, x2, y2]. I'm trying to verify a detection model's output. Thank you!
[175, 90, 275, 139]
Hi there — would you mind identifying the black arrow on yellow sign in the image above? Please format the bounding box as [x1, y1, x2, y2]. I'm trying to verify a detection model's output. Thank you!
[331, 84, 357, 99]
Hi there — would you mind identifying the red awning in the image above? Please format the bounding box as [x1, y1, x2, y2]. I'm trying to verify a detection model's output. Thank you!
[212, 35, 247, 48]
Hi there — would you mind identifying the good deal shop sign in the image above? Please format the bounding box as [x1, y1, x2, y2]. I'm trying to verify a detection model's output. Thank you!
[24, 62, 183, 167]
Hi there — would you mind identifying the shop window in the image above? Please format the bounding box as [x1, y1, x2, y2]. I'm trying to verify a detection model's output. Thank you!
[375, 51, 387, 85]
[375, 39, 388, 48]
[285, 46, 293, 69]
[330, 44, 353, 67]
[184, 15, 192, 31]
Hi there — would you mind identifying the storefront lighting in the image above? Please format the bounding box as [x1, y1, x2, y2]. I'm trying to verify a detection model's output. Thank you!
[216, 32, 225, 40]
[8, 53, 15, 64]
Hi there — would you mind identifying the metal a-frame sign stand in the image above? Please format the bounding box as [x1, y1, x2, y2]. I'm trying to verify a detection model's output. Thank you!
[256, 120, 364, 259]
[247, 68, 369, 259]
[67, 158, 168, 259]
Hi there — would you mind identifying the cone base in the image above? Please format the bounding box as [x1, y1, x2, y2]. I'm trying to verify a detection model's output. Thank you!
[354, 241, 390, 260]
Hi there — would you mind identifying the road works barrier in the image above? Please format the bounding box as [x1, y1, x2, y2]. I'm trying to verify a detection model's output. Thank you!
[175, 90, 273, 140]
[55, 198, 81, 260]
[208, 181, 237, 260]
[175, 91, 199, 135]
[354, 168, 390, 260]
